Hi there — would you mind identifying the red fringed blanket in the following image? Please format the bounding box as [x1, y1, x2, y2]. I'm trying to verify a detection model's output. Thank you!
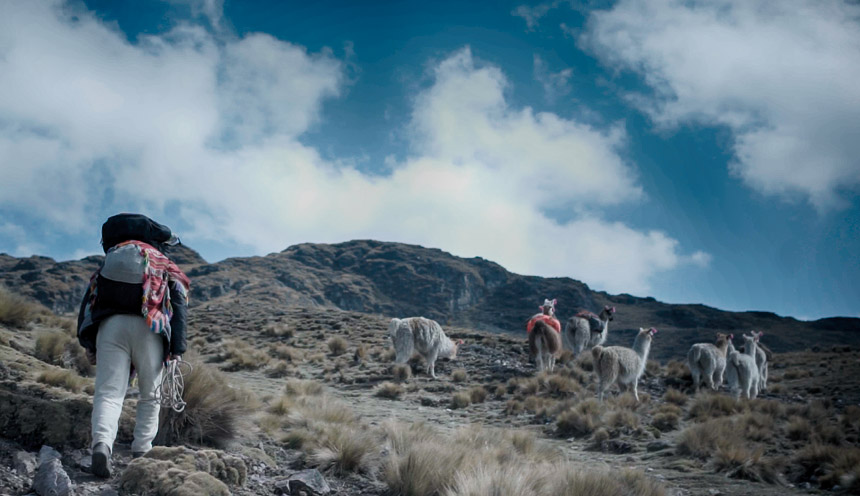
[527, 314, 561, 333]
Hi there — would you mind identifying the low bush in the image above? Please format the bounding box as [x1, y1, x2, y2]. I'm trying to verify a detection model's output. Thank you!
[451, 368, 468, 383]
[451, 391, 471, 409]
[37, 368, 87, 393]
[556, 399, 602, 438]
[376, 382, 404, 400]
[0, 287, 47, 327]
[327, 337, 348, 356]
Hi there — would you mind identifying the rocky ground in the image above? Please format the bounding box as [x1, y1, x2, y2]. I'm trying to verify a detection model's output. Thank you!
[1, 300, 859, 495]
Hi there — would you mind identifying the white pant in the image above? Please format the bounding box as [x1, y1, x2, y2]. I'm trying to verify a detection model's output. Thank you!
[92, 314, 164, 453]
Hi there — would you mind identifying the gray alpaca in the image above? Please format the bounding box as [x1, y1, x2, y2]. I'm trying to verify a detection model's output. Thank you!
[725, 333, 760, 399]
[389, 317, 462, 379]
[564, 305, 616, 357]
[747, 331, 768, 392]
[592, 327, 657, 402]
[686, 332, 732, 392]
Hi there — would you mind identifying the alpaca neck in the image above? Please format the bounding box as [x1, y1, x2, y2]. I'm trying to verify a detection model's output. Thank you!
[715, 339, 729, 357]
[727, 340, 736, 355]
[744, 341, 757, 358]
[437, 336, 456, 358]
[633, 334, 651, 361]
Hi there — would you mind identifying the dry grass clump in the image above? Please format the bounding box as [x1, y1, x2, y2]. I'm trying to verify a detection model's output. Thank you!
[0, 286, 47, 327]
[545, 373, 581, 397]
[608, 392, 645, 411]
[785, 416, 812, 441]
[327, 336, 348, 356]
[451, 391, 472, 409]
[651, 411, 680, 432]
[556, 399, 602, 438]
[505, 400, 525, 415]
[663, 359, 692, 388]
[663, 388, 688, 406]
[392, 364, 412, 382]
[37, 368, 88, 393]
[264, 360, 292, 378]
[120, 446, 246, 495]
[687, 393, 741, 420]
[469, 386, 488, 404]
[790, 443, 860, 490]
[782, 369, 813, 380]
[223, 339, 271, 370]
[748, 399, 786, 419]
[452, 368, 468, 382]
[284, 379, 324, 397]
[34, 330, 71, 364]
[155, 362, 255, 449]
[712, 444, 783, 484]
[262, 323, 293, 338]
[576, 352, 594, 371]
[645, 359, 662, 377]
[605, 409, 639, 434]
[676, 417, 737, 459]
[376, 381, 404, 400]
[269, 344, 302, 362]
[308, 424, 380, 475]
[494, 384, 507, 399]
[353, 344, 368, 362]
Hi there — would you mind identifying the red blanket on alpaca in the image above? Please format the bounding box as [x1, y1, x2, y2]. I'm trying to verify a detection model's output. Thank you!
[527, 314, 561, 333]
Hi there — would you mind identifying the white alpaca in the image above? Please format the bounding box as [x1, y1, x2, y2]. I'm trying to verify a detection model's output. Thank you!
[686, 332, 732, 392]
[592, 327, 657, 402]
[563, 305, 616, 357]
[748, 331, 768, 392]
[725, 333, 760, 399]
[389, 317, 462, 379]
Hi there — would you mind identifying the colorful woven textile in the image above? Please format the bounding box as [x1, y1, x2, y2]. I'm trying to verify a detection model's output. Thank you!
[527, 314, 561, 333]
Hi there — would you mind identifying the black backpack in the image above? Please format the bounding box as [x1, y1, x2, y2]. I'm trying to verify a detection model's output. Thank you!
[101, 213, 174, 254]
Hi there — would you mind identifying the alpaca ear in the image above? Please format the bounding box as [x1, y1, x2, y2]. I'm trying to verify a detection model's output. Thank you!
[457, 339, 464, 345]
[729, 334, 734, 340]
[649, 327, 658, 335]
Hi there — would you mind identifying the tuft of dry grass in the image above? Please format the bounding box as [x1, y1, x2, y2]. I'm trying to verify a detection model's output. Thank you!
[545, 374, 581, 397]
[392, 364, 412, 383]
[376, 382, 404, 400]
[451, 368, 468, 383]
[269, 344, 302, 362]
[494, 384, 507, 399]
[677, 418, 738, 459]
[0, 286, 47, 327]
[651, 412, 680, 432]
[786, 416, 811, 441]
[663, 388, 688, 406]
[451, 391, 471, 409]
[308, 424, 380, 475]
[782, 369, 813, 380]
[37, 368, 87, 393]
[34, 330, 71, 365]
[469, 386, 488, 404]
[791, 443, 860, 490]
[712, 443, 782, 484]
[687, 393, 741, 420]
[155, 362, 255, 449]
[605, 409, 639, 434]
[327, 336, 348, 356]
[265, 360, 292, 378]
[223, 340, 271, 370]
[262, 323, 293, 338]
[556, 399, 602, 438]
[284, 379, 324, 397]
[505, 400, 525, 415]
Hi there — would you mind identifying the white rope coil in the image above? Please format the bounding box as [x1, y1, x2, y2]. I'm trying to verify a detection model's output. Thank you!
[157, 358, 192, 413]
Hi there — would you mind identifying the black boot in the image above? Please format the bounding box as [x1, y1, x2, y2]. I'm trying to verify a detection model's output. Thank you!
[92, 442, 112, 478]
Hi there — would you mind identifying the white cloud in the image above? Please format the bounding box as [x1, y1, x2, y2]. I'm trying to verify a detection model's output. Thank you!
[0, 2, 707, 295]
[512, 3, 555, 30]
[533, 54, 573, 102]
[583, 0, 860, 210]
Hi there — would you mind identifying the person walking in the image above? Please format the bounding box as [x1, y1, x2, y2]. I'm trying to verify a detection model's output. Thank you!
[77, 214, 190, 478]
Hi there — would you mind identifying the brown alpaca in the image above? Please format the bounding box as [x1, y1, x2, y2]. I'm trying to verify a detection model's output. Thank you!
[529, 319, 562, 373]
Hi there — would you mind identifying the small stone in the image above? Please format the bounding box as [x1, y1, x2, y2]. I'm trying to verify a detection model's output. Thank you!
[13, 451, 37, 477]
[602, 439, 633, 454]
[33, 458, 73, 496]
[99, 488, 120, 496]
[288, 469, 331, 496]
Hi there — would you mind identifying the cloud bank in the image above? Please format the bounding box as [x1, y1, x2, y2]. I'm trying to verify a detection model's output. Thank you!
[0, 1, 706, 294]
[583, 0, 860, 210]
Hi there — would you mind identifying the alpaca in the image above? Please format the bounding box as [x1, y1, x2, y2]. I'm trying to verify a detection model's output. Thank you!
[389, 317, 462, 379]
[686, 332, 732, 392]
[592, 327, 657, 402]
[725, 333, 760, 399]
[529, 320, 562, 373]
[563, 305, 616, 358]
[526, 299, 562, 373]
[741, 331, 768, 392]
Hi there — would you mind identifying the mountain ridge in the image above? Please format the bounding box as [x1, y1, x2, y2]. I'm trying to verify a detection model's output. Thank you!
[1, 239, 857, 361]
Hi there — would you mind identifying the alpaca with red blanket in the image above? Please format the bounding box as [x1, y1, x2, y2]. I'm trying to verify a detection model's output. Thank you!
[527, 299, 562, 373]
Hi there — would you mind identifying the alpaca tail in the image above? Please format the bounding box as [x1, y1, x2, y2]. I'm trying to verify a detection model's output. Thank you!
[688, 346, 703, 368]
[390, 318, 413, 364]
[530, 320, 561, 357]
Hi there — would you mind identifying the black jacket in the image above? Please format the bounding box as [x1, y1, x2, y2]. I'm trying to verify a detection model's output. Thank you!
[77, 276, 188, 358]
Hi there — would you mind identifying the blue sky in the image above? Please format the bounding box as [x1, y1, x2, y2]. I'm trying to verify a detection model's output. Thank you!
[0, 0, 858, 320]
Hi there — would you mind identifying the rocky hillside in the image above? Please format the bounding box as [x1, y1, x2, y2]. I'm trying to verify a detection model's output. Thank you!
[1, 240, 858, 361]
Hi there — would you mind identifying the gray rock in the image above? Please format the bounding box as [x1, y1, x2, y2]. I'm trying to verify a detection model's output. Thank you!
[33, 458, 73, 496]
[601, 439, 633, 454]
[13, 451, 37, 476]
[38, 446, 62, 466]
[284, 469, 331, 496]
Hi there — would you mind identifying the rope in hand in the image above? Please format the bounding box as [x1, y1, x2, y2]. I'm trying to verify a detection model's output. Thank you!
[156, 357, 193, 413]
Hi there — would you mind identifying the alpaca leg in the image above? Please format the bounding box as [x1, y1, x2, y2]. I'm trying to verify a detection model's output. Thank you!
[632, 382, 639, 402]
[690, 368, 701, 393]
[536, 352, 544, 373]
[704, 370, 715, 391]
[426, 350, 439, 379]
